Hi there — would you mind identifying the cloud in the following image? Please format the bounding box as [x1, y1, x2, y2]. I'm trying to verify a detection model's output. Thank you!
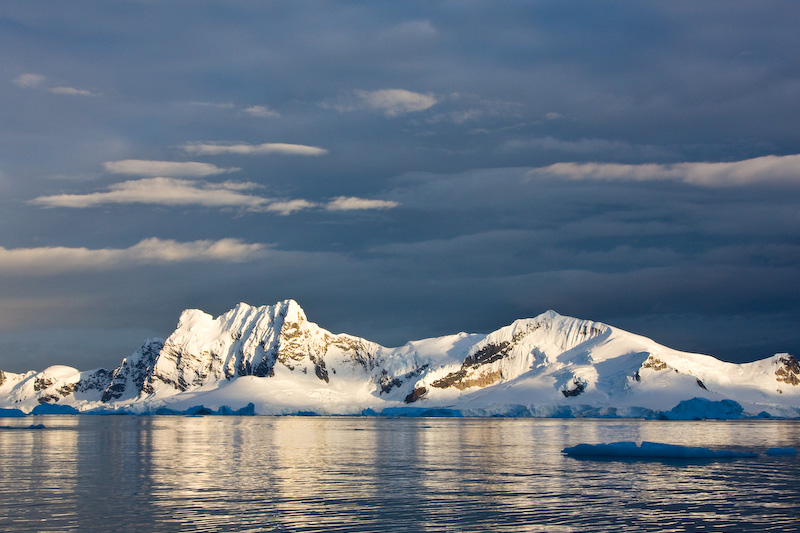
[183, 142, 328, 156]
[12, 73, 46, 88]
[103, 160, 238, 177]
[243, 105, 280, 118]
[31, 177, 271, 210]
[355, 89, 437, 117]
[530, 154, 800, 187]
[0, 238, 267, 275]
[266, 199, 318, 215]
[325, 196, 399, 211]
[325, 89, 438, 117]
[48, 86, 97, 97]
[31, 179, 399, 214]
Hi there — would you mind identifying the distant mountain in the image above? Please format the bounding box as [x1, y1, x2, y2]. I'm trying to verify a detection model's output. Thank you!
[2, 300, 799, 418]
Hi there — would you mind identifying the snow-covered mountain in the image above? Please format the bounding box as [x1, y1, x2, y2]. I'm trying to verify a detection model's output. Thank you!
[1, 300, 799, 418]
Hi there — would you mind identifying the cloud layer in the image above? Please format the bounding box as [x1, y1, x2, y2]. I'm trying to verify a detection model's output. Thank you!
[0, 238, 267, 275]
[103, 160, 238, 177]
[31, 178, 271, 210]
[31, 178, 399, 214]
[532, 154, 800, 187]
[183, 142, 328, 156]
[2, 2, 800, 370]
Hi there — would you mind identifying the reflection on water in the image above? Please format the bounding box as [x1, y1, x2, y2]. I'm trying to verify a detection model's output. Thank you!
[1, 416, 799, 532]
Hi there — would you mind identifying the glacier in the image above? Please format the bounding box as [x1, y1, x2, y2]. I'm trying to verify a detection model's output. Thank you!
[1, 299, 799, 418]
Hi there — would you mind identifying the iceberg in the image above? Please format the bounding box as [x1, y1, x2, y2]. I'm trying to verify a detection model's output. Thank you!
[765, 447, 798, 456]
[30, 404, 80, 415]
[660, 398, 745, 420]
[562, 441, 758, 459]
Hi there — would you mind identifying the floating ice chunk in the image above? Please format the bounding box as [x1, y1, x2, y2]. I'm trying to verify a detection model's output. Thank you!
[0, 408, 26, 418]
[661, 397, 745, 420]
[30, 404, 80, 415]
[765, 447, 798, 456]
[562, 441, 758, 459]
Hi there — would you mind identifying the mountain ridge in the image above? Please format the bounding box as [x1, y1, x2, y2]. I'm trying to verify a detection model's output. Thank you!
[1, 299, 798, 418]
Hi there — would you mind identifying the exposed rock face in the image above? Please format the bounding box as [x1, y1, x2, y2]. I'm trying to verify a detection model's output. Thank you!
[76, 369, 113, 395]
[0, 369, 5, 387]
[562, 380, 585, 397]
[33, 376, 55, 392]
[776, 355, 800, 386]
[103, 339, 163, 401]
[405, 386, 428, 404]
[642, 356, 669, 371]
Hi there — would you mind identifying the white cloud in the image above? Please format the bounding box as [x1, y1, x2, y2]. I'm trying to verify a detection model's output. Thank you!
[0, 238, 267, 275]
[13, 73, 46, 88]
[48, 86, 97, 97]
[325, 196, 399, 211]
[266, 199, 318, 215]
[243, 105, 280, 118]
[531, 154, 800, 187]
[355, 89, 437, 117]
[31, 177, 271, 210]
[103, 159, 238, 177]
[324, 89, 438, 117]
[31, 180, 400, 214]
[183, 142, 328, 156]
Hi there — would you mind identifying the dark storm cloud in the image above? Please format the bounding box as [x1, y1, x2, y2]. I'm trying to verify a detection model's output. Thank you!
[1, 1, 799, 370]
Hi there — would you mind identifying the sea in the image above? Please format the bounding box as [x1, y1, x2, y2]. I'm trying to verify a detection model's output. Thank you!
[1, 416, 799, 532]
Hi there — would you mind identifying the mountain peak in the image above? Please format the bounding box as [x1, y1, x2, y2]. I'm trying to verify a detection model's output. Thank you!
[277, 298, 306, 323]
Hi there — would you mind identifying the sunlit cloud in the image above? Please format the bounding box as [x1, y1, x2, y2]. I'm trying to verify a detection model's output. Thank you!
[243, 105, 280, 118]
[266, 199, 318, 215]
[103, 159, 238, 177]
[183, 142, 328, 156]
[30, 179, 398, 215]
[48, 86, 97, 97]
[530, 154, 800, 187]
[0, 238, 267, 275]
[324, 89, 437, 117]
[325, 196, 399, 211]
[31, 177, 271, 210]
[12, 73, 46, 88]
[355, 89, 437, 117]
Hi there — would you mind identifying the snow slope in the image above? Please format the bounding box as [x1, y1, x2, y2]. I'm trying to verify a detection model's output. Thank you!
[1, 300, 798, 418]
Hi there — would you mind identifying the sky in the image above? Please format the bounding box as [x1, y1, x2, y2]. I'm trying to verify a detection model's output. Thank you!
[1, 1, 799, 372]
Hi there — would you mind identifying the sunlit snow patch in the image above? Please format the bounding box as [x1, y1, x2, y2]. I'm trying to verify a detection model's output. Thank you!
[562, 441, 758, 459]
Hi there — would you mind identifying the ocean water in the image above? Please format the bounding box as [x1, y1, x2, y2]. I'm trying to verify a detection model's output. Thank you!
[1, 416, 799, 532]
